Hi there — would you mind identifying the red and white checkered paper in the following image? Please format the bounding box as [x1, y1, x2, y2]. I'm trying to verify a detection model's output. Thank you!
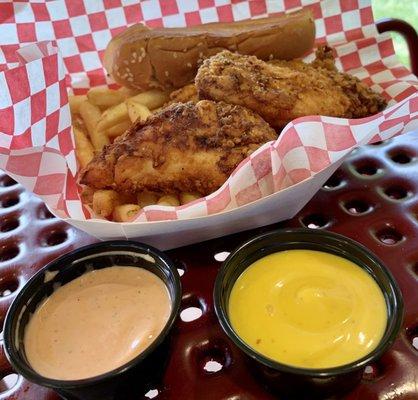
[0, 0, 417, 247]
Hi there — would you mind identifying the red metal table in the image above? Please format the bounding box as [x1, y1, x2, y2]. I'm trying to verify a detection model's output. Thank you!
[0, 130, 416, 399]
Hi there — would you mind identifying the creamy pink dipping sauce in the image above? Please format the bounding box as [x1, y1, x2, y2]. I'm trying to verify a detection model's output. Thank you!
[24, 266, 171, 380]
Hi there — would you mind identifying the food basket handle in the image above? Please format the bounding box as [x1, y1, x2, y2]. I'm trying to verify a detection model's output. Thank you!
[376, 18, 418, 76]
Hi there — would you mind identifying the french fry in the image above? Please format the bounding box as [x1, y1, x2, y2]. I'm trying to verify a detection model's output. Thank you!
[113, 204, 141, 222]
[96, 102, 129, 132]
[128, 90, 170, 110]
[157, 195, 180, 207]
[87, 87, 125, 109]
[105, 120, 132, 138]
[72, 114, 85, 129]
[73, 126, 94, 168]
[92, 102, 129, 149]
[79, 100, 102, 138]
[137, 191, 159, 208]
[126, 100, 152, 123]
[92, 190, 120, 218]
[90, 127, 110, 151]
[180, 192, 200, 205]
[118, 86, 140, 98]
[69, 95, 87, 115]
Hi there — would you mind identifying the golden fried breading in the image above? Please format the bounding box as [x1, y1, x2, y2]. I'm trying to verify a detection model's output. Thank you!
[310, 45, 338, 71]
[80, 100, 277, 196]
[196, 47, 387, 128]
[168, 84, 198, 104]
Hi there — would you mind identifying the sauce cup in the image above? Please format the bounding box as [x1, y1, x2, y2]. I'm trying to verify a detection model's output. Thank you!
[214, 228, 403, 399]
[4, 241, 181, 400]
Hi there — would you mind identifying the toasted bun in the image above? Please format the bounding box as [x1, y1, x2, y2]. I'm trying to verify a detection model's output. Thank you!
[104, 10, 315, 90]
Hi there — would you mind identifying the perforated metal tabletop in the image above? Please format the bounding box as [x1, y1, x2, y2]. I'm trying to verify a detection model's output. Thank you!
[0, 131, 416, 400]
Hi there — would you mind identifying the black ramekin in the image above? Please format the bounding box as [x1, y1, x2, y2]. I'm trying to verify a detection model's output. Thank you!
[4, 241, 181, 400]
[214, 228, 403, 399]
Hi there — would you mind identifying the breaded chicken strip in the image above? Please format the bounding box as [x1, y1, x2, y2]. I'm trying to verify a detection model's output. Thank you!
[168, 83, 198, 104]
[166, 48, 338, 107]
[196, 47, 387, 128]
[80, 100, 277, 196]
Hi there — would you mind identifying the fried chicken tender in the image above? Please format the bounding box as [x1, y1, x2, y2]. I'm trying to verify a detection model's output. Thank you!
[168, 84, 198, 104]
[196, 47, 387, 128]
[80, 100, 277, 196]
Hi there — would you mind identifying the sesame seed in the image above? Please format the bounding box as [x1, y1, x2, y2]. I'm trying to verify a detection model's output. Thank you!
[138, 48, 146, 62]
[132, 52, 137, 58]
[173, 53, 177, 58]
[164, 71, 169, 77]
[123, 60, 129, 65]
[269, 54, 273, 60]
[187, 63, 192, 68]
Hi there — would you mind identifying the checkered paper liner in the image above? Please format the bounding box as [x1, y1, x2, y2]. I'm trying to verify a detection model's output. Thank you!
[0, 0, 417, 245]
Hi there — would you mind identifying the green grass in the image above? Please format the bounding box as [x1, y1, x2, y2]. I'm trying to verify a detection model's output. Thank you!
[372, 0, 418, 68]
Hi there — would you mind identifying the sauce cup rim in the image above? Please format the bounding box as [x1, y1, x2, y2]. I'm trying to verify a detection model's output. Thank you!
[213, 228, 404, 377]
[3, 240, 182, 389]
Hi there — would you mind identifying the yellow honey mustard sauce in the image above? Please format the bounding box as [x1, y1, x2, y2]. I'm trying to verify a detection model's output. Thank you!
[228, 250, 387, 368]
